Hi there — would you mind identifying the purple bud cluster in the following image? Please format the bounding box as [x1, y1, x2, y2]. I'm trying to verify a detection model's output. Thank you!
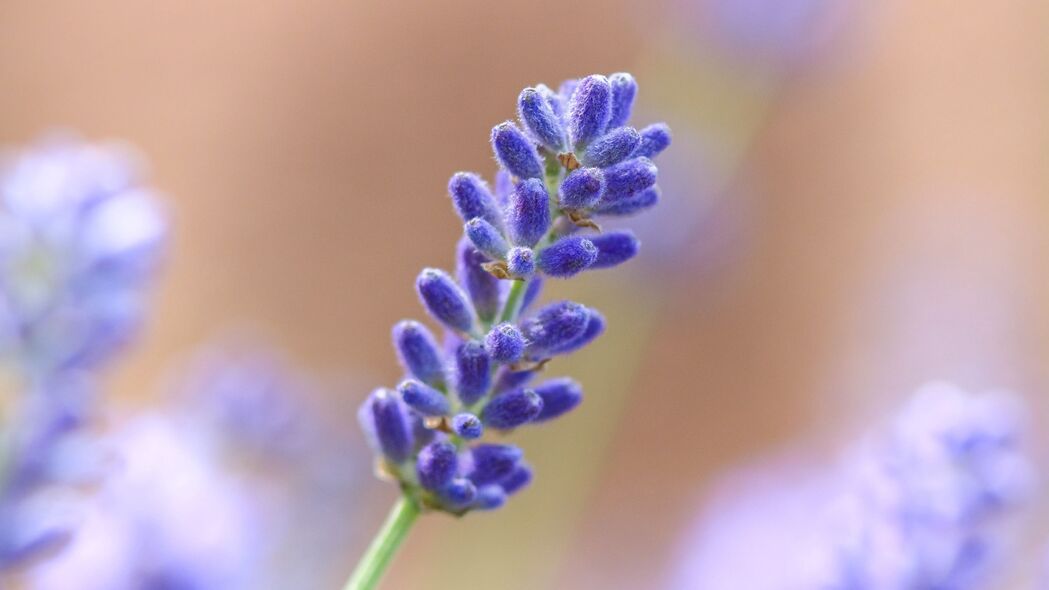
[358, 73, 670, 514]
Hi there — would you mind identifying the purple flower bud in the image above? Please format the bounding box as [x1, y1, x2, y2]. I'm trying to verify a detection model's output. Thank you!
[521, 301, 591, 356]
[558, 167, 605, 210]
[494, 170, 513, 206]
[468, 443, 523, 485]
[417, 268, 476, 334]
[507, 247, 536, 279]
[632, 123, 672, 159]
[607, 72, 638, 129]
[441, 478, 477, 508]
[392, 320, 446, 388]
[448, 172, 503, 229]
[536, 83, 565, 119]
[417, 441, 458, 491]
[603, 157, 657, 199]
[491, 121, 543, 180]
[558, 78, 579, 104]
[475, 485, 507, 510]
[464, 218, 509, 260]
[567, 75, 612, 148]
[521, 277, 543, 313]
[588, 231, 640, 270]
[482, 388, 543, 429]
[367, 388, 413, 463]
[454, 341, 491, 406]
[505, 178, 550, 248]
[532, 378, 584, 422]
[452, 413, 484, 440]
[537, 237, 598, 278]
[583, 127, 641, 169]
[398, 379, 450, 417]
[484, 323, 525, 364]
[549, 308, 605, 356]
[593, 186, 659, 216]
[499, 463, 534, 495]
[518, 87, 567, 152]
[457, 239, 504, 324]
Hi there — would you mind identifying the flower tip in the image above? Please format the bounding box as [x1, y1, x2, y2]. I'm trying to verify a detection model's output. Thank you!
[417, 441, 458, 491]
[398, 379, 450, 417]
[481, 388, 543, 430]
[452, 413, 484, 440]
[536, 237, 599, 278]
[416, 268, 476, 334]
[484, 322, 525, 364]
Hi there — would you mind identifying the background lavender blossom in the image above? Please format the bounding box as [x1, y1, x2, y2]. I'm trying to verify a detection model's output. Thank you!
[670, 382, 1034, 590]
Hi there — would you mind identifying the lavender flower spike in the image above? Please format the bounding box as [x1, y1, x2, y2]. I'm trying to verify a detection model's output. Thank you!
[352, 75, 670, 590]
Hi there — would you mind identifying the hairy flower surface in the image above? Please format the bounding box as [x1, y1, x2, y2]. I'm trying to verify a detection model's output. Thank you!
[358, 73, 671, 513]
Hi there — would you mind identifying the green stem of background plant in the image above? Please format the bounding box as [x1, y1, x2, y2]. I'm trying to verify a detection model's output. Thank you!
[344, 495, 420, 590]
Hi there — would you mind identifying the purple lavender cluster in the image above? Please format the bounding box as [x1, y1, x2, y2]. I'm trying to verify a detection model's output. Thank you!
[358, 73, 671, 513]
[0, 136, 166, 569]
[813, 383, 1032, 589]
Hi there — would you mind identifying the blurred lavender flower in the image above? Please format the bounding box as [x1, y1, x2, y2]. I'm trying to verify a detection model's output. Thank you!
[0, 134, 166, 572]
[674, 0, 852, 70]
[26, 342, 369, 590]
[172, 343, 323, 461]
[812, 383, 1032, 589]
[0, 134, 166, 380]
[360, 72, 671, 514]
[27, 413, 268, 590]
[670, 382, 1033, 590]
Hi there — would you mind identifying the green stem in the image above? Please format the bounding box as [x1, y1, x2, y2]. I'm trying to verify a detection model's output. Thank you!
[497, 279, 528, 325]
[344, 495, 420, 590]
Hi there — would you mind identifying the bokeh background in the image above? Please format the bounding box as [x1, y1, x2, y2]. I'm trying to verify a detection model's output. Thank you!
[1, 0, 1048, 588]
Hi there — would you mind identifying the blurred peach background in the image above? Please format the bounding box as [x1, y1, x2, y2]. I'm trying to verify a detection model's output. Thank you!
[1, 0, 1047, 588]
